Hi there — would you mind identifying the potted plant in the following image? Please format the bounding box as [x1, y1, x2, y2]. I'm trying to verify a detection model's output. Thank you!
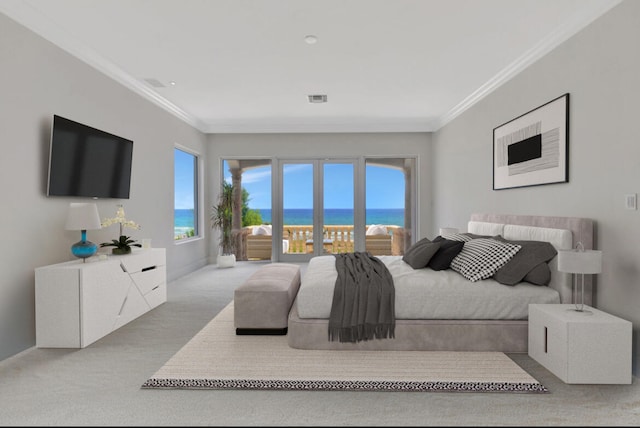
[100, 205, 142, 255]
[100, 235, 141, 255]
[211, 181, 236, 268]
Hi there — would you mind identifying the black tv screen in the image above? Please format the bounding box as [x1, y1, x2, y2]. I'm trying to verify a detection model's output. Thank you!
[47, 115, 133, 199]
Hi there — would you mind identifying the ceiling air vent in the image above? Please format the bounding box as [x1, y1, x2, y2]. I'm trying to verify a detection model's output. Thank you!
[308, 94, 327, 103]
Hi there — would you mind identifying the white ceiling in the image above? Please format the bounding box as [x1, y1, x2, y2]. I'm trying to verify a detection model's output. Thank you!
[0, 0, 621, 133]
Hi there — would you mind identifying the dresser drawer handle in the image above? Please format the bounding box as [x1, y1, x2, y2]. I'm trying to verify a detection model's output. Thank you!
[142, 265, 157, 272]
[544, 326, 548, 353]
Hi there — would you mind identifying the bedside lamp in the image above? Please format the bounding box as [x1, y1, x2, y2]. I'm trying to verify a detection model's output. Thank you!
[65, 203, 102, 261]
[557, 242, 602, 313]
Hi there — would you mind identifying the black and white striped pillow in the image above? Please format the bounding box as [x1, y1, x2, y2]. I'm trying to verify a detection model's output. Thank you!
[450, 238, 521, 282]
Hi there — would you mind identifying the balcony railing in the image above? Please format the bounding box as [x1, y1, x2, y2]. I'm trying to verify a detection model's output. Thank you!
[240, 224, 408, 260]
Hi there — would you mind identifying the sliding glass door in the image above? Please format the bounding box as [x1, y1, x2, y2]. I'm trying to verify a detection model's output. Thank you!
[222, 156, 416, 262]
[323, 162, 355, 255]
[278, 159, 358, 262]
[222, 159, 272, 261]
[281, 162, 315, 258]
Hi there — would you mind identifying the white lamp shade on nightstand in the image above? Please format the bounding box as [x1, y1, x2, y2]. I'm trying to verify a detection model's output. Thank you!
[557, 249, 602, 274]
[65, 203, 102, 231]
[557, 245, 602, 312]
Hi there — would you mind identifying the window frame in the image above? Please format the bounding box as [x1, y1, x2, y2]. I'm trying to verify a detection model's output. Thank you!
[174, 145, 202, 243]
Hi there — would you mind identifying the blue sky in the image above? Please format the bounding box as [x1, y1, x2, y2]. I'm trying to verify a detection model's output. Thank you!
[175, 157, 405, 210]
[174, 149, 196, 209]
[220, 160, 404, 210]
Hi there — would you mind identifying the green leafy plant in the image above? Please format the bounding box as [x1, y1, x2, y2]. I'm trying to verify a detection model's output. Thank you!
[211, 181, 235, 255]
[100, 235, 141, 255]
[241, 187, 263, 227]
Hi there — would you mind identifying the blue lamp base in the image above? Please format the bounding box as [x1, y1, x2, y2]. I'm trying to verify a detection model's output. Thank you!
[71, 230, 98, 261]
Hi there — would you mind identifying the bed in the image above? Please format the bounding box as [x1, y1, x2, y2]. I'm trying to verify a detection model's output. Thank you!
[287, 213, 595, 352]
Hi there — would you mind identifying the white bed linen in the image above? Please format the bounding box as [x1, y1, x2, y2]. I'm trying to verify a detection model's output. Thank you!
[297, 255, 560, 320]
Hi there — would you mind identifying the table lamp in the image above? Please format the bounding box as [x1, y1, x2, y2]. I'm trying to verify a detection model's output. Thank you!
[557, 242, 602, 312]
[65, 203, 102, 261]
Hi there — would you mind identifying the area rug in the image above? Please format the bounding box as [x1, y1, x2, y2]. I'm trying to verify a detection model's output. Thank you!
[142, 302, 547, 393]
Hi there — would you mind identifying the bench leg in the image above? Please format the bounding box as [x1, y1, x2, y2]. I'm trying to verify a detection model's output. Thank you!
[236, 327, 288, 336]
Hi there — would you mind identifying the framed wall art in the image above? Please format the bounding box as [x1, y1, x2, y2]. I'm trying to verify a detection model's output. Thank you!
[493, 93, 569, 190]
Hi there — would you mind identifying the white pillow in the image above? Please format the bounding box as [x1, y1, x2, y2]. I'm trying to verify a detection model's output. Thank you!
[450, 238, 521, 282]
[366, 224, 388, 236]
[252, 225, 272, 236]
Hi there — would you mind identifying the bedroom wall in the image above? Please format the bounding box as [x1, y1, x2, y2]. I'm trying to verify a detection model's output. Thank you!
[0, 13, 209, 362]
[431, 0, 640, 374]
[207, 133, 431, 261]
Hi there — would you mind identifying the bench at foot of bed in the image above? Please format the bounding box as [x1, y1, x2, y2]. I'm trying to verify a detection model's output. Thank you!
[234, 263, 301, 335]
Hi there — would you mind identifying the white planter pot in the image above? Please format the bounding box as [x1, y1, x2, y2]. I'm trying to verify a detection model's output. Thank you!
[217, 254, 236, 268]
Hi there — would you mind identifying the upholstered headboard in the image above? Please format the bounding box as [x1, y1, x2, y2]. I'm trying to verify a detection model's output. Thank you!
[468, 213, 595, 306]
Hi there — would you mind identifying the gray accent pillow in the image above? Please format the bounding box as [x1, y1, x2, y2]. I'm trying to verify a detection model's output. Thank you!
[429, 237, 465, 271]
[492, 237, 557, 286]
[523, 262, 552, 286]
[402, 238, 442, 269]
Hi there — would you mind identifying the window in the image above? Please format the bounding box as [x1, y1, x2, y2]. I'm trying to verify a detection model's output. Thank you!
[174, 148, 198, 240]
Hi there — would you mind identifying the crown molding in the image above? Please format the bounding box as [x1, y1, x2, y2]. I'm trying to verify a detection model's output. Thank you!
[0, 0, 207, 132]
[433, 0, 622, 131]
[2, 0, 622, 135]
[202, 118, 436, 134]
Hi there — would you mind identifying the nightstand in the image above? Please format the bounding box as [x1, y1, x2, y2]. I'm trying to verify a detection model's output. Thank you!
[528, 304, 632, 384]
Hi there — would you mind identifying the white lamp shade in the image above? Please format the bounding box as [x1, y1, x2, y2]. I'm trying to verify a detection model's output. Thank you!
[439, 227, 459, 236]
[557, 249, 602, 274]
[65, 203, 102, 231]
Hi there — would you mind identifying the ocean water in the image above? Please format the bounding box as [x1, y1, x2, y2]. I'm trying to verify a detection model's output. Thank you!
[175, 209, 196, 238]
[175, 208, 404, 237]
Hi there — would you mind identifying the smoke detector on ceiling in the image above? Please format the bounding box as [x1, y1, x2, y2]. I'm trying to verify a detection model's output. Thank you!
[308, 94, 327, 103]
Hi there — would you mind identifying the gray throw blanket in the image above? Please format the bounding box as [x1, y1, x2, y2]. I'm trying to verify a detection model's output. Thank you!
[328, 252, 395, 343]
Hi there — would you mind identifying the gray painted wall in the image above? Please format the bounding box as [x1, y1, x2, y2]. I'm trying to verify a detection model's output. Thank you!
[0, 13, 209, 361]
[432, 0, 640, 374]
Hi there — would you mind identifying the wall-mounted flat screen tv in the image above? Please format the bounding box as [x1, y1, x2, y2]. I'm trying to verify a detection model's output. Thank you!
[47, 115, 133, 199]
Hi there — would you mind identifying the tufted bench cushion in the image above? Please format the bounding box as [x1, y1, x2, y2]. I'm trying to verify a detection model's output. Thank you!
[234, 263, 301, 335]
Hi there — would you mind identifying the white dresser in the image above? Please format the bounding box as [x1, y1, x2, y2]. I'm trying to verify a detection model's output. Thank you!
[528, 303, 632, 384]
[35, 248, 166, 348]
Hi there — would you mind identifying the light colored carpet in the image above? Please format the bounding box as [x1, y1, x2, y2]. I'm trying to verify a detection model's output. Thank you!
[2, 261, 639, 426]
[143, 302, 546, 393]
